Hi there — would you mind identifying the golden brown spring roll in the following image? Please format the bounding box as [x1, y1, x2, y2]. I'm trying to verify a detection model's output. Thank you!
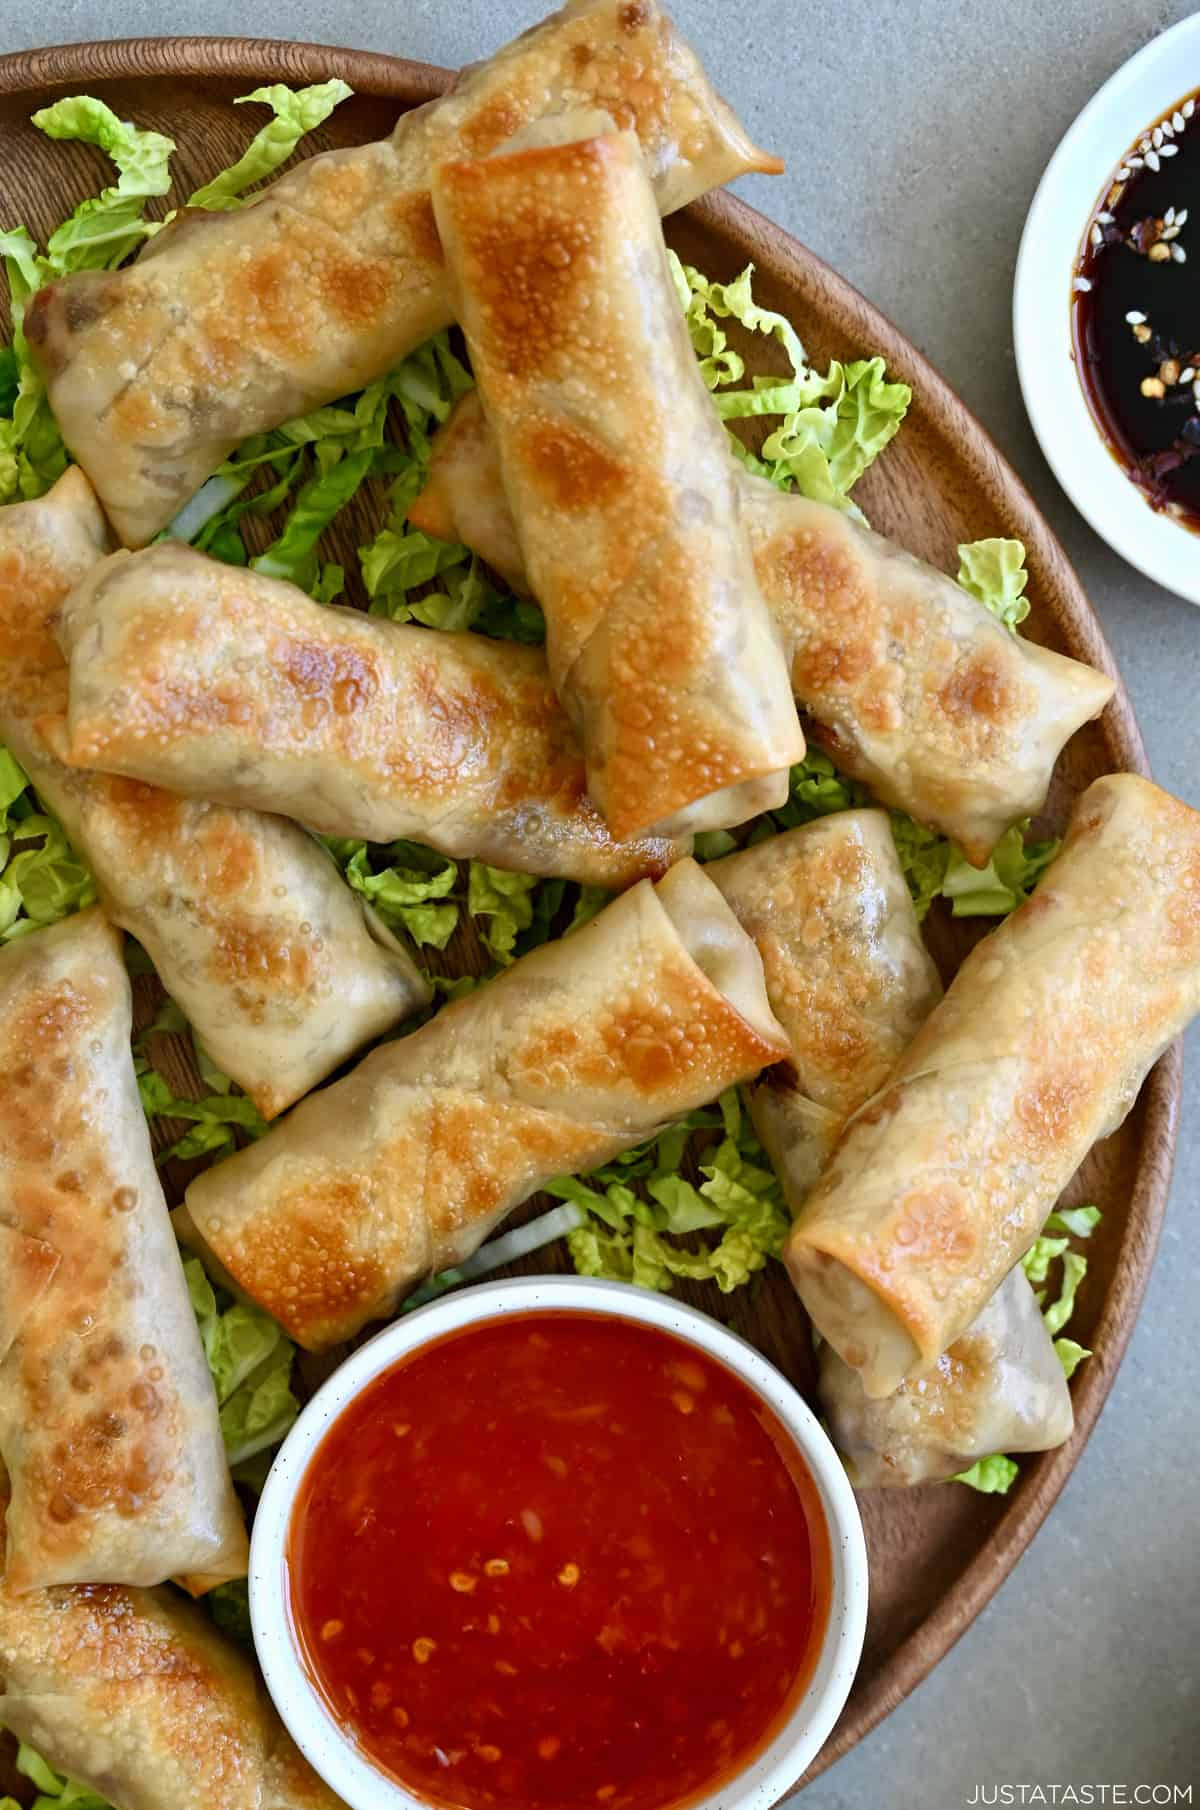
[787, 773, 1200, 1398]
[817, 1266, 1073, 1488]
[0, 1569, 341, 1808]
[707, 817, 1071, 1484]
[179, 859, 788, 1350]
[409, 390, 1116, 861]
[54, 540, 684, 885]
[705, 812, 942, 1198]
[0, 475, 430, 1119]
[25, 0, 781, 548]
[432, 126, 802, 839]
[0, 911, 247, 1593]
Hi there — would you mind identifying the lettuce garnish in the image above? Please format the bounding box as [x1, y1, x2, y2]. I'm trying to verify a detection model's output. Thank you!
[957, 538, 1031, 633]
[0, 752, 95, 938]
[0, 1742, 112, 1809]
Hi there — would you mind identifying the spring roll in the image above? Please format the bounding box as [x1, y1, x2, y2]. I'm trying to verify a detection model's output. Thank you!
[705, 812, 942, 1198]
[0, 1568, 340, 1809]
[433, 126, 802, 839]
[409, 390, 1116, 861]
[707, 816, 1071, 1482]
[787, 773, 1200, 1398]
[54, 540, 684, 885]
[817, 1266, 1072, 1487]
[25, 0, 780, 549]
[0, 911, 247, 1593]
[178, 859, 788, 1350]
[0, 475, 430, 1119]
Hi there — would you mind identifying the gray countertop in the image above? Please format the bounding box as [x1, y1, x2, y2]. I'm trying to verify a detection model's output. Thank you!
[3, 1, 1198, 1804]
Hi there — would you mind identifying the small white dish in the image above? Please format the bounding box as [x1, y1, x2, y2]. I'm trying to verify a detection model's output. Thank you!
[1014, 13, 1200, 604]
[250, 1275, 868, 1810]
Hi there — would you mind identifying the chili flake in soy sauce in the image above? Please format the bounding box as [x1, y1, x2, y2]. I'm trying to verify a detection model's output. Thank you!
[1072, 89, 1200, 530]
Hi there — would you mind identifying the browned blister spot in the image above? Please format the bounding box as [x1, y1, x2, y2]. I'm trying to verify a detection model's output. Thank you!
[389, 189, 444, 268]
[518, 418, 629, 511]
[439, 143, 608, 382]
[888, 1186, 976, 1269]
[1016, 1072, 1088, 1154]
[936, 648, 1018, 729]
[278, 637, 381, 718]
[218, 1177, 396, 1349]
[102, 775, 186, 840]
[210, 921, 318, 996]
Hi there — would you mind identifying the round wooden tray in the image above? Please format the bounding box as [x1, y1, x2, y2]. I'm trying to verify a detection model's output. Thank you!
[0, 35, 1181, 1799]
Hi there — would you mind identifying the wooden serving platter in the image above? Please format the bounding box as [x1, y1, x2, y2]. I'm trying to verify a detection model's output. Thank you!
[0, 35, 1181, 1800]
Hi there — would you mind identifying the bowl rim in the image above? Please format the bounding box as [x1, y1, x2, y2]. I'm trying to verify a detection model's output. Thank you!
[1013, 10, 1200, 605]
[249, 1274, 869, 1810]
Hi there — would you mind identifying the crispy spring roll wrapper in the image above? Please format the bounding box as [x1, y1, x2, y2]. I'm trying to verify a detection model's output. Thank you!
[705, 812, 943, 1199]
[179, 859, 788, 1350]
[410, 390, 1116, 860]
[25, 0, 781, 549]
[0, 1565, 341, 1809]
[817, 1266, 1073, 1488]
[432, 127, 802, 840]
[0, 911, 247, 1593]
[787, 773, 1200, 1399]
[707, 818, 1072, 1483]
[55, 541, 685, 885]
[0, 476, 430, 1119]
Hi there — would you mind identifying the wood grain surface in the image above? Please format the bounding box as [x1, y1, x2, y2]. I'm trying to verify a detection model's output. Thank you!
[0, 35, 1181, 1801]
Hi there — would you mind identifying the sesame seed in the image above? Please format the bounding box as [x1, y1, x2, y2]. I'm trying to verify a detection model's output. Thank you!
[1184, 99, 1195, 119]
[1180, 368, 1196, 385]
[1166, 206, 1176, 224]
[1128, 156, 1145, 169]
[1146, 150, 1161, 172]
[1194, 380, 1200, 405]
[1140, 137, 1153, 153]
[1173, 244, 1187, 263]
[1177, 209, 1189, 226]
[1090, 223, 1103, 246]
[1153, 126, 1163, 148]
[1174, 111, 1187, 132]
[1160, 143, 1178, 157]
[1125, 310, 1148, 324]
[1135, 323, 1153, 343]
[1072, 275, 1093, 292]
[1117, 165, 1132, 180]
[1163, 118, 1176, 138]
[1097, 210, 1115, 223]
[1163, 225, 1181, 240]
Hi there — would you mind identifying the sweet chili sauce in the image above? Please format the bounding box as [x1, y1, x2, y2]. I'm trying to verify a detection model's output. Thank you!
[288, 1311, 831, 1810]
[1071, 88, 1200, 531]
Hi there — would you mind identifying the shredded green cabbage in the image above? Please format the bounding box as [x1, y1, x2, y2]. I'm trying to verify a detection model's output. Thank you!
[957, 538, 1031, 633]
[0, 1743, 112, 1809]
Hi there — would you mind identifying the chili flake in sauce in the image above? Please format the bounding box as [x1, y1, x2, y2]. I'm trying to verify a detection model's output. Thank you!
[289, 1311, 831, 1810]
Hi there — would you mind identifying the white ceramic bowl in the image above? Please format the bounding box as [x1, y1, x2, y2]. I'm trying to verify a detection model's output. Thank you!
[1014, 13, 1200, 604]
[250, 1275, 868, 1810]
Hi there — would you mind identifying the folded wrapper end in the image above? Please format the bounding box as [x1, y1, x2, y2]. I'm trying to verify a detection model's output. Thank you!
[785, 1240, 923, 1400]
[652, 856, 790, 1056]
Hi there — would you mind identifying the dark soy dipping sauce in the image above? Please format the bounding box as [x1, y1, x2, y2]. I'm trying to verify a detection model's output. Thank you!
[1072, 88, 1200, 531]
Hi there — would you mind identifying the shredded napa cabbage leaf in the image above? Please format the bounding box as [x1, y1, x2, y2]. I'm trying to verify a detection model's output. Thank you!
[0, 1743, 112, 1809]
[957, 537, 1031, 633]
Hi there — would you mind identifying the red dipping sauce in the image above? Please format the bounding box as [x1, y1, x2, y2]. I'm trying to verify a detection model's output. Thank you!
[288, 1311, 831, 1810]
